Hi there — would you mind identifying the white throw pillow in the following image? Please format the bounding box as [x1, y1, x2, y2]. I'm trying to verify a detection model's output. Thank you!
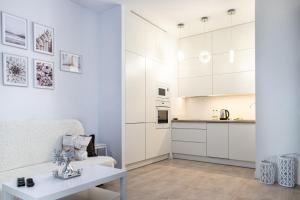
[62, 135, 91, 161]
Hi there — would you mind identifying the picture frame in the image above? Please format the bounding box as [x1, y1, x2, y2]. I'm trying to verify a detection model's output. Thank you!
[60, 51, 82, 73]
[1, 12, 28, 49]
[2, 53, 28, 87]
[33, 23, 54, 56]
[33, 59, 54, 89]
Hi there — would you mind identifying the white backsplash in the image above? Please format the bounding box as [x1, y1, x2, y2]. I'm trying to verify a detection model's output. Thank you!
[177, 94, 256, 120]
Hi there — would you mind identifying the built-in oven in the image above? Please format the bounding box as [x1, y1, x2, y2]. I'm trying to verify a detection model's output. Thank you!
[157, 84, 169, 100]
[156, 100, 170, 129]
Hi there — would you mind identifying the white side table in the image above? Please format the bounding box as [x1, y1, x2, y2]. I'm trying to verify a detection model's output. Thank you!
[95, 143, 108, 156]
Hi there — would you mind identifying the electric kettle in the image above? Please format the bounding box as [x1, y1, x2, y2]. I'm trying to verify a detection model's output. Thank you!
[220, 109, 230, 120]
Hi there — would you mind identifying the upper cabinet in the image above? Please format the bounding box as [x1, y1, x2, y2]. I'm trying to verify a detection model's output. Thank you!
[213, 49, 255, 74]
[232, 23, 255, 50]
[213, 22, 255, 53]
[125, 12, 146, 56]
[212, 29, 231, 54]
[178, 22, 255, 97]
[125, 12, 170, 63]
[179, 33, 212, 58]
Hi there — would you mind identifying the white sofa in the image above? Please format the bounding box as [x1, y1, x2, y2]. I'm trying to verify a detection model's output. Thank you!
[0, 119, 116, 199]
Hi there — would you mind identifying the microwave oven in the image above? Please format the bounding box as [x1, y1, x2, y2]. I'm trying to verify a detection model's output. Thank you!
[157, 84, 169, 100]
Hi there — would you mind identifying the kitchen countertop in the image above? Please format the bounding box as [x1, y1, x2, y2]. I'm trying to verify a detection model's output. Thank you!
[172, 119, 256, 123]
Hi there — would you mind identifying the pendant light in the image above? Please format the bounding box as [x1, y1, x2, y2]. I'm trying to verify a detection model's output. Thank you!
[228, 9, 236, 63]
[199, 16, 211, 64]
[177, 23, 185, 62]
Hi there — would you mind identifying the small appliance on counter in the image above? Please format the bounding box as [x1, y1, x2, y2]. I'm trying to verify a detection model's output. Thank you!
[220, 109, 230, 120]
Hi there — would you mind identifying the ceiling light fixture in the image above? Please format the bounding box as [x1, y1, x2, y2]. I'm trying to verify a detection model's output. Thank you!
[228, 9, 236, 64]
[177, 23, 185, 62]
[199, 16, 211, 64]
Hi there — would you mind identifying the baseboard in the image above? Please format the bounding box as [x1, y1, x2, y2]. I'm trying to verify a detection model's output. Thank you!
[173, 154, 256, 169]
[125, 154, 169, 170]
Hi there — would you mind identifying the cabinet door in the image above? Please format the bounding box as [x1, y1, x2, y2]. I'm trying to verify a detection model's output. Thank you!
[179, 33, 212, 58]
[172, 141, 206, 156]
[125, 123, 146, 165]
[146, 59, 169, 122]
[207, 123, 229, 159]
[213, 49, 255, 74]
[125, 12, 146, 55]
[212, 28, 231, 54]
[125, 51, 146, 123]
[229, 124, 256, 162]
[178, 57, 212, 78]
[178, 76, 212, 97]
[213, 71, 255, 95]
[146, 123, 170, 159]
[232, 22, 255, 50]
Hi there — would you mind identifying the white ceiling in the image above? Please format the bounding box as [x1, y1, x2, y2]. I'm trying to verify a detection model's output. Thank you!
[71, 0, 119, 13]
[72, 0, 255, 37]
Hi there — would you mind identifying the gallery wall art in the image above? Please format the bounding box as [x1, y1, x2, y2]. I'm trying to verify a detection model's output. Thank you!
[33, 59, 54, 89]
[60, 51, 82, 73]
[2, 53, 28, 87]
[1, 12, 28, 49]
[1, 11, 84, 90]
[33, 23, 54, 55]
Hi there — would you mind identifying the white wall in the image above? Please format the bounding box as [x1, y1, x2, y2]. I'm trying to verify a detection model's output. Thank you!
[181, 95, 255, 120]
[98, 5, 123, 168]
[0, 0, 102, 133]
[256, 0, 300, 181]
[0, 0, 124, 167]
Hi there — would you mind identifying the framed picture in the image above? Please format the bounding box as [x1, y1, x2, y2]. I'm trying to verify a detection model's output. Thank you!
[33, 23, 54, 55]
[1, 12, 28, 49]
[33, 59, 54, 89]
[60, 51, 82, 73]
[2, 53, 28, 87]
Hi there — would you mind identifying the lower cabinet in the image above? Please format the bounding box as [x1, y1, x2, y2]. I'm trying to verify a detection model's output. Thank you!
[207, 123, 229, 159]
[172, 141, 206, 156]
[146, 123, 171, 159]
[229, 123, 256, 162]
[172, 122, 256, 166]
[125, 123, 146, 165]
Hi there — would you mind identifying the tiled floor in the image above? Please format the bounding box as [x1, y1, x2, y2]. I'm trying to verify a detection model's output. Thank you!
[103, 159, 300, 200]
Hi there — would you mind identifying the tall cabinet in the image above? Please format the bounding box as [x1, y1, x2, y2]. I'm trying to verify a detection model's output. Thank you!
[125, 11, 172, 166]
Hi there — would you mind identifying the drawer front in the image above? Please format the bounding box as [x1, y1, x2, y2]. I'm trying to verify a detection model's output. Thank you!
[172, 141, 206, 156]
[172, 129, 206, 143]
[172, 122, 207, 129]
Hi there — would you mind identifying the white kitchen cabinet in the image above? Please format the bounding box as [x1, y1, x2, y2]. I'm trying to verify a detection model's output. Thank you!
[125, 123, 146, 165]
[229, 123, 256, 162]
[125, 51, 146, 123]
[213, 71, 255, 95]
[179, 33, 212, 58]
[212, 28, 231, 54]
[145, 59, 169, 122]
[146, 123, 171, 159]
[172, 129, 206, 143]
[213, 49, 255, 74]
[172, 122, 207, 129]
[172, 141, 206, 156]
[207, 123, 229, 159]
[125, 12, 146, 56]
[178, 76, 212, 97]
[232, 22, 255, 50]
[178, 58, 212, 78]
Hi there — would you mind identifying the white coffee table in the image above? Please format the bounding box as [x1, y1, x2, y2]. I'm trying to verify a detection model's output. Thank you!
[1, 165, 127, 200]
